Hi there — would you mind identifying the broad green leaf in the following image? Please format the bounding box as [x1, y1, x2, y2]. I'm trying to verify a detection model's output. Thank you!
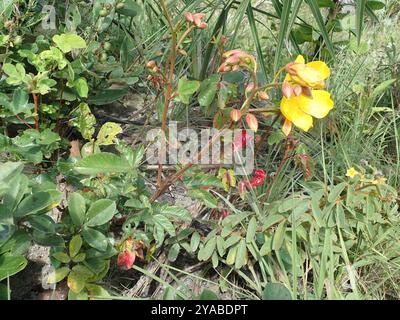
[47, 267, 70, 284]
[74, 153, 131, 175]
[67, 270, 86, 293]
[327, 182, 347, 203]
[68, 193, 86, 227]
[69, 235, 83, 258]
[177, 78, 200, 104]
[3, 63, 26, 85]
[88, 88, 128, 105]
[155, 205, 192, 222]
[82, 228, 108, 252]
[96, 122, 122, 146]
[14, 190, 62, 218]
[262, 283, 292, 300]
[52, 251, 71, 264]
[0, 162, 23, 183]
[199, 289, 219, 300]
[0, 254, 27, 281]
[74, 78, 89, 98]
[26, 215, 56, 234]
[53, 33, 87, 53]
[71, 103, 96, 140]
[198, 75, 219, 108]
[116, 0, 142, 17]
[85, 199, 116, 227]
[10, 90, 30, 115]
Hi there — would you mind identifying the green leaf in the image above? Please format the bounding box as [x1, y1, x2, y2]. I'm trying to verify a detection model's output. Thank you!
[52, 251, 71, 264]
[116, 0, 142, 17]
[0, 254, 27, 281]
[190, 232, 201, 252]
[68, 193, 86, 227]
[10, 90, 30, 115]
[167, 243, 180, 262]
[74, 78, 89, 98]
[198, 238, 216, 261]
[327, 182, 347, 203]
[67, 270, 86, 293]
[74, 153, 131, 175]
[153, 214, 176, 237]
[246, 217, 257, 243]
[85, 199, 116, 227]
[272, 0, 293, 73]
[198, 289, 219, 300]
[262, 283, 292, 300]
[26, 215, 56, 233]
[71, 103, 96, 140]
[69, 235, 83, 258]
[14, 190, 62, 218]
[96, 122, 122, 146]
[198, 75, 219, 108]
[0, 162, 23, 183]
[188, 189, 218, 209]
[306, 0, 335, 57]
[53, 33, 87, 53]
[272, 220, 286, 251]
[3, 63, 26, 85]
[355, 0, 367, 44]
[366, 1, 385, 10]
[155, 204, 192, 222]
[82, 228, 108, 252]
[177, 78, 200, 104]
[235, 239, 247, 269]
[88, 88, 128, 105]
[372, 79, 397, 97]
[47, 267, 70, 284]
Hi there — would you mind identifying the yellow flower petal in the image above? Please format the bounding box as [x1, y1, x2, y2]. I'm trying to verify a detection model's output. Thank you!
[280, 96, 313, 132]
[297, 90, 334, 119]
[294, 55, 305, 64]
[306, 61, 330, 79]
[346, 167, 359, 178]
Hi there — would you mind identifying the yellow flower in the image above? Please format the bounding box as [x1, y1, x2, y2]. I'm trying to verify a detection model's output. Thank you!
[280, 90, 334, 133]
[346, 167, 359, 178]
[285, 55, 330, 89]
[372, 177, 387, 185]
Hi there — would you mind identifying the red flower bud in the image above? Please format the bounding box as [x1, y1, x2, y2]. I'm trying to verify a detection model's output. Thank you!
[221, 209, 230, 219]
[117, 249, 135, 270]
[246, 113, 258, 132]
[230, 109, 242, 122]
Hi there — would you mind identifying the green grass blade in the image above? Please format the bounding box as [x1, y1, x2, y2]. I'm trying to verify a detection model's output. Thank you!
[306, 0, 335, 57]
[356, 0, 367, 44]
[273, 0, 293, 73]
[246, 3, 268, 82]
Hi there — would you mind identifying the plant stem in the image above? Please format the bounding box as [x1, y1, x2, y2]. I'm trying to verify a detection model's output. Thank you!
[32, 93, 40, 131]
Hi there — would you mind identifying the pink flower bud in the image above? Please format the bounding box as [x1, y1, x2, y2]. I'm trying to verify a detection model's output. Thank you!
[246, 113, 258, 132]
[282, 82, 293, 99]
[230, 109, 242, 122]
[293, 85, 302, 96]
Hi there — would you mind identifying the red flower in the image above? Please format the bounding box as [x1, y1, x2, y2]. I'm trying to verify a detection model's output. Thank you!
[254, 169, 266, 179]
[117, 249, 136, 270]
